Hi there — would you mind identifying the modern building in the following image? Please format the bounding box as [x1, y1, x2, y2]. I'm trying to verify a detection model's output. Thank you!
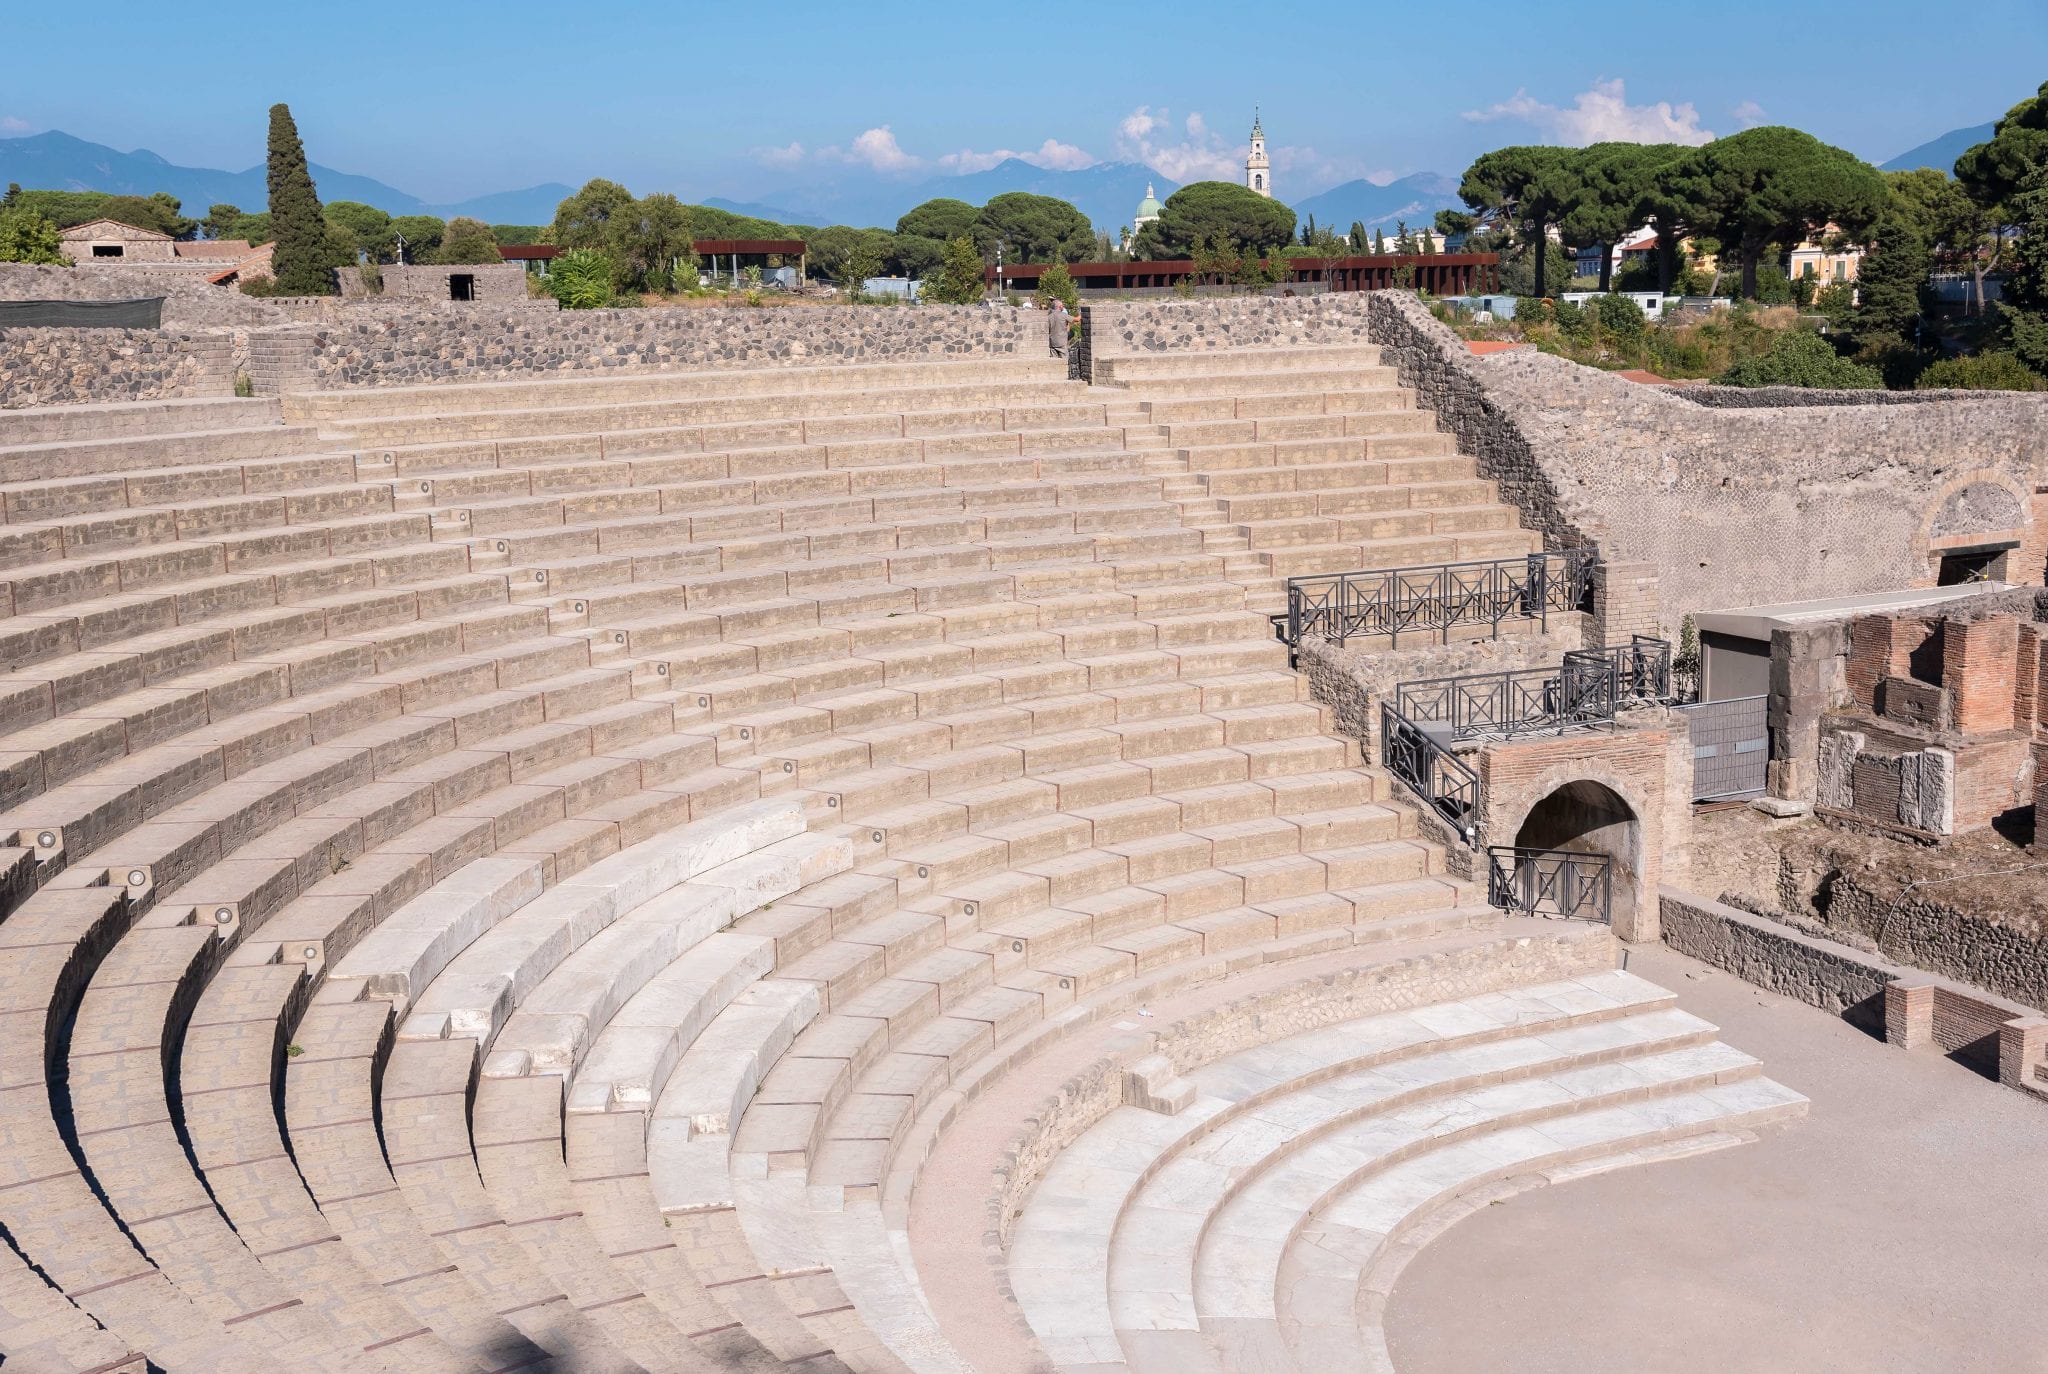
[1246, 111, 1270, 198]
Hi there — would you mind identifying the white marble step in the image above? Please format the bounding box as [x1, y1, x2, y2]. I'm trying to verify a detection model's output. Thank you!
[1008, 969, 1679, 1370]
[1278, 1081, 1806, 1374]
[1179, 1050, 1797, 1374]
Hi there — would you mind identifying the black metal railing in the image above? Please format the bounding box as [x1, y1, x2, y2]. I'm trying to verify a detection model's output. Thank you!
[1393, 635, 1675, 742]
[1380, 700, 1478, 832]
[1283, 549, 1596, 649]
[1486, 846, 1613, 923]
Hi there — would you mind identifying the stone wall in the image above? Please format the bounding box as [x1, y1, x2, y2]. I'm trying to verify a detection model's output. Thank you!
[1085, 294, 1379, 360]
[1367, 294, 2046, 629]
[301, 304, 1036, 389]
[1678, 385, 2001, 409]
[0, 326, 236, 407]
[0, 262, 286, 328]
[1660, 889, 1893, 1030]
[378, 263, 538, 306]
[1790, 860, 2048, 1009]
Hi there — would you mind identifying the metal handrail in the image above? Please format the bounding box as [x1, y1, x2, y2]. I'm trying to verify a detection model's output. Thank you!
[1379, 700, 1478, 833]
[1486, 846, 1612, 923]
[1394, 636, 1676, 742]
[1284, 549, 1596, 650]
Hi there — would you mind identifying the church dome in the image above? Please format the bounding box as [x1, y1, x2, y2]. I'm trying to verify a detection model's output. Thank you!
[1135, 183, 1162, 220]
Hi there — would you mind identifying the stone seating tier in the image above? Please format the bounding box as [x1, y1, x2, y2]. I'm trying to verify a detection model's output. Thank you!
[0, 346, 1794, 1374]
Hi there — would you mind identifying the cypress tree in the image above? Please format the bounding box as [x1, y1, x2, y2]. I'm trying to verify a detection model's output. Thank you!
[266, 103, 334, 295]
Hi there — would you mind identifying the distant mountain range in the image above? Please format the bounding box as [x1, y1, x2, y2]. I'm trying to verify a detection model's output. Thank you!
[0, 130, 574, 224]
[1293, 172, 1463, 238]
[1880, 122, 1995, 174]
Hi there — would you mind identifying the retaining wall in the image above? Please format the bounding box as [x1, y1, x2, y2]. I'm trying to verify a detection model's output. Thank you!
[0, 326, 237, 407]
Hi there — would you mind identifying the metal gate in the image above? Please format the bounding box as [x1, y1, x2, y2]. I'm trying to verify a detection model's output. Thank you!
[1677, 694, 1768, 800]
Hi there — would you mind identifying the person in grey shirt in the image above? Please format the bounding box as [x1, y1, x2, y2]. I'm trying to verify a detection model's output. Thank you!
[1047, 299, 1070, 357]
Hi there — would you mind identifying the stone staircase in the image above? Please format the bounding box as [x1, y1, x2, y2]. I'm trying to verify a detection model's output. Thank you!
[0, 342, 1798, 1374]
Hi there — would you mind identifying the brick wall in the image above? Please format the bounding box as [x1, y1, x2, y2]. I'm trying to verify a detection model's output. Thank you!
[1944, 616, 2020, 734]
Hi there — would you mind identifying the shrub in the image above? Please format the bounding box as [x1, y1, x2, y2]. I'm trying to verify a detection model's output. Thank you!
[1034, 262, 1079, 315]
[1914, 351, 2048, 391]
[1515, 296, 1554, 326]
[547, 249, 615, 309]
[923, 235, 985, 305]
[1716, 328, 1881, 389]
[1590, 292, 1645, 343]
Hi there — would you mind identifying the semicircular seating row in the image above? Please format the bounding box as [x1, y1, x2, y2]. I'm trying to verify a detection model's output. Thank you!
[0, 342, 1773, 1374]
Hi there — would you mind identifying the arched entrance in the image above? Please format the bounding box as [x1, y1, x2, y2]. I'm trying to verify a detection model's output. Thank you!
[1511, 780, 1643, 927]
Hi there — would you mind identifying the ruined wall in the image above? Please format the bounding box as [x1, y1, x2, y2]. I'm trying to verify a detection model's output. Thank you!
[301, 304, 1037, 389]
[0, 326, 237, 407]
[0, 262, 286, 328]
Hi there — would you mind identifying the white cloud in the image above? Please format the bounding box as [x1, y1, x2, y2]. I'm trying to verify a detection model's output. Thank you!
[0, 115, 32, 134]
[1462, 78, 1714, 146]
[845, 126, 920, 172]
[1114, 104, 1241, 183]
[753, 141, 806, 167]
[1732, 100, 1767, 128]
[935, 137, 1097, 175]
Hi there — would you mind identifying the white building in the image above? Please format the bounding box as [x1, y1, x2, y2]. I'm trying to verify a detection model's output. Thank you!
[1246, 111, 1270, 198]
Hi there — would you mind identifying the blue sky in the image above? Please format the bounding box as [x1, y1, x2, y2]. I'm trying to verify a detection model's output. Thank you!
[7, 0, 2048, 201]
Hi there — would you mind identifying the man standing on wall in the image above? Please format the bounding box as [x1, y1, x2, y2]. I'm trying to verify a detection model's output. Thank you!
[1047, 298, 1070, 358]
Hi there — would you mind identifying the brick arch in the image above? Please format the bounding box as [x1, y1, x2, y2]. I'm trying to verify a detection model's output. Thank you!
[1477, 747, 1670, 942]
[1914, 469, 2035, 583]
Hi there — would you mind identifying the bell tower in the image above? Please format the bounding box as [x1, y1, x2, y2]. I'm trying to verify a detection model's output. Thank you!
[1246, 108, 1271, 198]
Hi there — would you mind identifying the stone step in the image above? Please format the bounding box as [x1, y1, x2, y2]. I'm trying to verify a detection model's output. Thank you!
[0, 426, 333, 484]
[0, 395, 283, 446]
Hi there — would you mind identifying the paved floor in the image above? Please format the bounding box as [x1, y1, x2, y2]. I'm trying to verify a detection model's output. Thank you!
[1386, 942, 2048, 1374]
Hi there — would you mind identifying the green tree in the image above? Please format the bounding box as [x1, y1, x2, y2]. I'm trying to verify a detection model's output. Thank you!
[0, 208, 65, 263]
[325, 201, 394, 261]
[924, 235, 986, 304]
[549, 178, 636, 254]
[841, 238, 884, 296]
[434, 216, 502, 264]
[1717, 328, 1882, 388]
[1557, 142, 1687, 291]
[228, 210, 273, 244]
[1035, 262, 1079, 314]
[1372, 227, 1387, 254]
[202, 203, 243, 241]
[1453, 145, 1577, 296]
[1148, 181, 1295, 259]
[265, 103, 335, 294]
[1661, 127, 1886, 299]
[1958, 86, 2048, 318]
[890, 234, 946, 279]
[973, 192, 1092, 264]
[1847, 215, 1927, 351]
[615, 192, 694, 289]
[897, 197, 979, 242]
[1348, 220, 1368, 252]
[1998, 173, 2048, 376]
[390, 214, 443, 262]
[547, 248, 615, 308]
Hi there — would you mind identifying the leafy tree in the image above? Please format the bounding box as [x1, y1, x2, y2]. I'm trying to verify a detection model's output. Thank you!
[1393, 221, 1416, 254]
[202, 203, 243, 241]
[1035, 262, 1079, 314]
[390, 214, 442, 261]
[325, 201, 394, 261]
[547, 248, 615, 308]
[1590, 292, 1646, 343]
[924, 235, 986, 304]
[1661, 127, 1886, 299]
[841, 238, 884, 296]
[1954, 82, 2048, 206]
[1147, 181, 1295, 259]
[549, 178, 636, 253]
[1496, 236, 1575, 298]
[1813, 280, 1858, 329]
[805, 226, 862, 283]
[897, 197, 978, 242]
[1348, 221, 1368, 252]
[1998, 173, 2048, 376]
[1915, 351, 2047, 391]
[492, 225, 544, 246]
[0, 208, 65, 263]
[1556, 142, 1687, 291]
[890, 234, 946, 279]
[616, 192, 693, 289]
[973, 192, 1092, 264]
[266, 103, 335, 294]
[434, 216, 503, 264]
[1717, 328, 1881, 388]
[1844, 215, 1927, 353]
[228, 210, 272, 244]
[1453, 145, 1577, 296]
[1372, 228, 1387, 254]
